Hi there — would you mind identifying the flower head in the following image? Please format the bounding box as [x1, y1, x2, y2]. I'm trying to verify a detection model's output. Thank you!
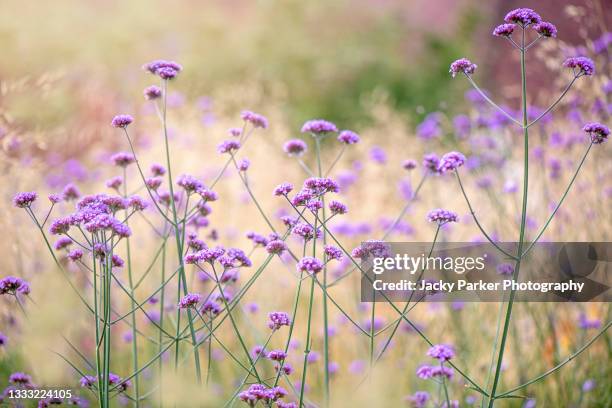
[0, 276, 30, 295]
[329, 200, 348, 215]
[143, 85, 162, 100]
[150, 164, 166, 176]
[324, 245, 343, 261]
[273, 182, 293, 196]
[62, 184, 80, 201]
[265, 240, 287, 255]
[504, 8, 542, 26]
[157, 67, 178, 79]
[143, 60, 183, 75]
[68, 248, 84, 262]
[283, 139, 307, 156]
[111, 152, 136, 167]
[493, 23, 516, 37]
[217, 140, 241, 154]
[438, 151, 466, 173]
[54, 237, 73, 250]
[178, 293, 203, 309]
[241, 111, 269, 129]
[338, 130, 360, 144]
[423, 153, 440, 173]
[297, 257, 324, 274]
[301, 119, 338, 134]
[427, 344, 455, 361]
[533, 21, 557, 37]
[13, 192, 37, 208]
[177, 174, 204, 193]
[111, 115, 133, 128]
[268, 311, 291, 330]
[563, 57, 595, 76]
[426, 209, 459, 225]
[449, 58, 477, 77]
[402, 159, 418, 170]
[583, 122, 609, 144]
[9, 372, 32, 385]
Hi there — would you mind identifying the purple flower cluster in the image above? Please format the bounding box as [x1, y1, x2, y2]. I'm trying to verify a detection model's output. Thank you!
[337, 130, 360, 144]
[437, 151, 466, 173]
[351, 240, 391, 259]
[563, 57, 596, 76]
[265, 239, 287, 255]
[297, 257, 324, 274]
[111, 152, 136, 167]
[504, 8, 541, 26]
[283, 139, 307, 156]
[426, 209, 459, 225]
[449, 58, 477, 77]
[217, 140, 241, 154]
[492, 23, 516, 37]
[0, 276, 30, 295]
[143, 60, 182, 80]
[268, 311, 291, 330]
[241, 110, 269, 129]
[143, 85, 162, 100]
[111, 114, 133, 128]
[583, 122, 609, 144]
[238, 384, 288, 406]
[273, 183, 294, 196]
[416, 364, 453, 380]
[13, 192, 37, 208]
[301, 119, 338, 135]
[427, 344, 455, 361]
[178, 293, 203, 309]
[533, 21, 557, 38]
[329, 200, 348, 215]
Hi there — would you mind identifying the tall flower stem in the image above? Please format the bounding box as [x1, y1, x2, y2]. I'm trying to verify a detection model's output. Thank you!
[487, 27, 530, 407]
[160, 79, 202, 382]
[123, 169, 140, 406]
[314, 137, 331, 405]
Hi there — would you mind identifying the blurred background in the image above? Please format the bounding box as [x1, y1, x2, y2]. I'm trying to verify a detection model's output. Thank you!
[0, 0, 610, 407]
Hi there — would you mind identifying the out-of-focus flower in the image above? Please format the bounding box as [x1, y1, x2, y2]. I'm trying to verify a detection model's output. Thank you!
[450, 58, 477, 77]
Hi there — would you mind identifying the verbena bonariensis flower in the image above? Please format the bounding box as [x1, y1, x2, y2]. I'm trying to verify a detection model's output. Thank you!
[503, 8, 542, 26]
[297, 257, 324, 274]
[143, 60, 183, 75]
[217, 140, 241, 154]
[437, 151, 466, 173]
[265, 239, 287, 255]
[241, 110, 269, 129]
[178, 293, 203, 309]
[283, 139, 307, 156]
[427, 344, 455, 361]
[267, 350, 287, 361]
[324, 245, 343, 261]
[426, 209, 459, 225]
[228, 127, 242, 137]
[533, 21, 557, 38]
[150, 163, 166, 176]
[105, 176, 122, 190]
[303, 177, 339, 195]
[0, 332, 7, 346]
[273, 182, 294, 196]
[67, 248, 83, 262]
[268, 311, 291, 330]
[496, 263, 514, 276]
[405, 391, 429, 408]
[416, 364, 453, 380]
[329, 200, 348, 215]
[422, 153, 440, 173]
[449, 58, 477, 77]
[111, 152, 136, 167]
[301, 119, 338, 135]
[54, 237, 73, 250]
[143, 85, 162, 100]
[48, 194, 61, 204]
[337, 130, 360, 144]
[201, 300, 221, 316]
[402, 159, 417, 170]
[177, 174, 204, 193]
[108, 373, 131, 392]
[563, 57, 595, 76]
[9, 372, 33, 386]
[493, 23, 516, 37]
[62, 184, 80, 201]
[111, 114, 134, 128]
[238, 158, 250, 171]
[13, 192, 37, 208]
[583, 122, 609, 144]
[0, 276, 30, 295]
[351, 240, 391, 259]
[79, 375, 96, 388]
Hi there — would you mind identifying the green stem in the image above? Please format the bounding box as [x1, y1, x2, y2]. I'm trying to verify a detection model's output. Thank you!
[487, 28, 529, 407]
[160, 79, 201, 382]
